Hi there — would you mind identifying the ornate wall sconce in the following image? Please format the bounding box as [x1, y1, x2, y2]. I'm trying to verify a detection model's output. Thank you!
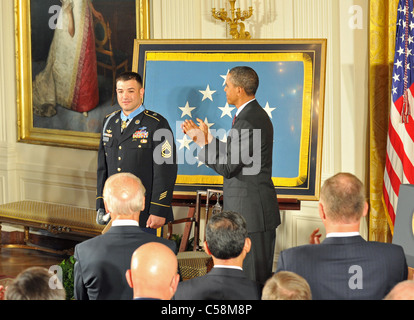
[212, 0, 253, 39]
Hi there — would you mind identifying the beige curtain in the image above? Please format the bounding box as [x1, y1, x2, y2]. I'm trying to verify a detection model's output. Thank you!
[368, 0, 399, 242]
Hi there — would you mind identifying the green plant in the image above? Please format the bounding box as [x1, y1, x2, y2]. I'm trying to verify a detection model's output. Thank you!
[59, 255, 75, 300]
[171, 234, 195, 251]
[170, 233, 182, 250]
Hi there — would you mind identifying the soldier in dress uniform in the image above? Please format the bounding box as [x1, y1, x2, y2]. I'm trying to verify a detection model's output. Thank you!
[96, 72, 177, 233]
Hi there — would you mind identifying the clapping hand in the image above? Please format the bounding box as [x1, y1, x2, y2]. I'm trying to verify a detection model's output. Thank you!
[309, 228, 322, 244]
[181, 118, 211, 147]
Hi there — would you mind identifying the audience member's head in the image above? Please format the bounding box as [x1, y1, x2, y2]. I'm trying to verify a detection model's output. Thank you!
[204, 211, 250, 266]
[262, 271, 312, 300]
[319, 172, 368, 232]
[384, 280, 414, 300]
[125, 242, 179, 300]
[5, 267, 65, 300]
[103, 172, 146, 221]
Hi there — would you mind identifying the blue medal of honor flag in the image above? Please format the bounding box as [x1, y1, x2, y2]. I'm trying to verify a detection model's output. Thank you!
[143, 59, 306, 185]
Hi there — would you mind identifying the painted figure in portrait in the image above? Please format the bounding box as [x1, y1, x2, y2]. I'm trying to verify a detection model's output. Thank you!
[32, 0, 103, 117]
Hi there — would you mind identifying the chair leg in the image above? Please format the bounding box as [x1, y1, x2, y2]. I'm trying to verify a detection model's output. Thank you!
[179, 206, 195, 253]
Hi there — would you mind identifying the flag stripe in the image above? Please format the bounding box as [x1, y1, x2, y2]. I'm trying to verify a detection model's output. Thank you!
[385, 146, 403, 197]
[387, 110, 414, 182]
[383, 170, 397, 225]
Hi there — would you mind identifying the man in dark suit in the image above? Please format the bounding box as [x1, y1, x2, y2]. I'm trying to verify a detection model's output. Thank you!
[74, 173, 177, 300]
[182, 66, 280, 285]
[276, 172, 408, 300]
[96, 72, 177, 233]
[173, 211, 261, 300]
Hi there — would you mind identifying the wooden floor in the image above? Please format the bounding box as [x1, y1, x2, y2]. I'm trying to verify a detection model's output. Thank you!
[0, 248, 67, 278]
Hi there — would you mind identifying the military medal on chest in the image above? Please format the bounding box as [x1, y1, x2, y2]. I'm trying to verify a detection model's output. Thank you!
[133, 127, 149, 140]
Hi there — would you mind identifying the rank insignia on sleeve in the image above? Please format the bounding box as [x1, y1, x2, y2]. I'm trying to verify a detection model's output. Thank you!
[159, 191, 167, 200]
[161, 140, 172, 158]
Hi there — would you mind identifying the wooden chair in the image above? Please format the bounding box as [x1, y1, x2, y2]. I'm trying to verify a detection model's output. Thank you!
[167, 190, 209, 252]
[166, 190, 214, 280]
[94, 17, 128, 105]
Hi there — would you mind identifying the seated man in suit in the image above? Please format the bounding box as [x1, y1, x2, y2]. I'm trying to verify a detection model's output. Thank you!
[125, 242, 180, 300]
[276, 172, 408, 300]
[173, 211, 261, 300]
[74, 172, 177, 300]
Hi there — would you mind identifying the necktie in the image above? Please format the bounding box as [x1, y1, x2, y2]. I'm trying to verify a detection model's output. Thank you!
[232, 115, 236, 126]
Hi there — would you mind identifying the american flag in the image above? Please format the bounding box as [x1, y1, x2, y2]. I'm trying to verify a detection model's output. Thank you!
[384, 0, 414, 230]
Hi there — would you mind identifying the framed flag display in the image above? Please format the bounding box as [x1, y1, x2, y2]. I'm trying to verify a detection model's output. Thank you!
[133, 39, 327, 200]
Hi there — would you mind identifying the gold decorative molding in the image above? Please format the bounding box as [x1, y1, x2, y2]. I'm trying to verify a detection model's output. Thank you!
[137, 0, 150, 39]
[212, 0, 253, 39]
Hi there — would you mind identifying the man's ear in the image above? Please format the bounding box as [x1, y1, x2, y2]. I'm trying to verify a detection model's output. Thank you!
[244, 237, 251, 254]
[125, 269, 133, 289]
[169, 273, 180, 298]
[203, 241, 212, 255]
[141, 196, 146, 211]
[318, 202, 326, 221]
[104, 200, 108, 214]
[362, 201, 369, 217]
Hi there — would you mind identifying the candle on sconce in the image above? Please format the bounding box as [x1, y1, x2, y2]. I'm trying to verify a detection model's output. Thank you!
[211, 0, 253, 39]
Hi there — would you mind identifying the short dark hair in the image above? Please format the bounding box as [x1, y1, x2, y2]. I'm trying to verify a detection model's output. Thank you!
[116, 71, 143, 87]
[206, 211, 248, 259]
[229, 66, 259, 96]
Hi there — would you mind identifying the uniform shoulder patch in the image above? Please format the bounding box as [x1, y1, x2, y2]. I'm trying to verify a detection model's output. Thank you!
[144, 110, 161, 122]
[105, 109, 121, 118]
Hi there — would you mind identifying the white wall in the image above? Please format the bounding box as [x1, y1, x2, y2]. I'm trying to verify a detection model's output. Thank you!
[0, 0, 369, 264]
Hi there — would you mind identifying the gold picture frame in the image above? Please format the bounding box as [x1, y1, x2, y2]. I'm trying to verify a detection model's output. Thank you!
[15, 0, 149, 150]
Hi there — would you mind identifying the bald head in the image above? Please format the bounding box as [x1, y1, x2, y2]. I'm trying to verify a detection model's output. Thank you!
[103, 173, 146, 219]
[320, 172, 366, 224]
[384, 280, 414, 300]
[126, 242, 179, 300]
